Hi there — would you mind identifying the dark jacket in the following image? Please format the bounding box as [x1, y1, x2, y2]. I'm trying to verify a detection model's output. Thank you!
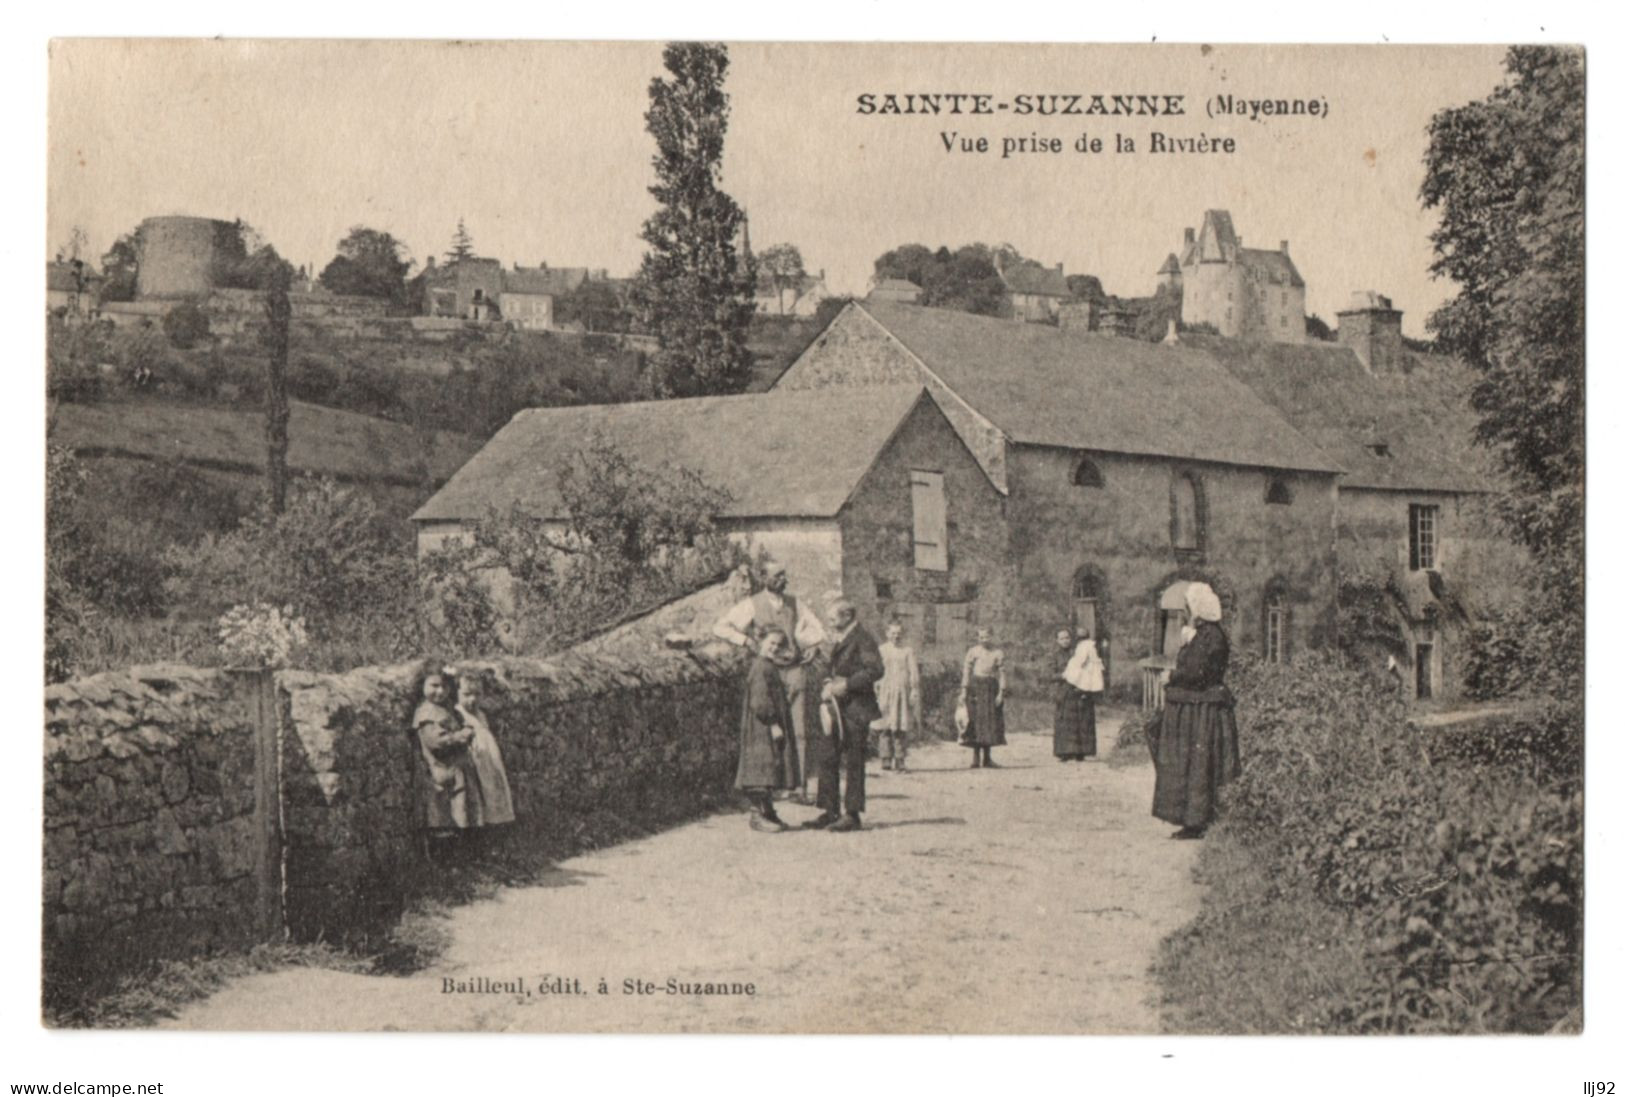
[827, 623, 885, 727]
[1165, 620, 1233, 704]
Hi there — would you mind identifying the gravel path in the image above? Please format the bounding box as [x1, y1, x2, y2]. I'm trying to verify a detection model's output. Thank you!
[166, 717, 1202, 1033]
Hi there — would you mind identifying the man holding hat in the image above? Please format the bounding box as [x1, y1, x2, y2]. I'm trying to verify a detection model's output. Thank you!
[807, 593, 884, 832]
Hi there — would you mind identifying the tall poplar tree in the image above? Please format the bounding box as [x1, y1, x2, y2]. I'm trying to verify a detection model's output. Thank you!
[631, 43, 757, 397]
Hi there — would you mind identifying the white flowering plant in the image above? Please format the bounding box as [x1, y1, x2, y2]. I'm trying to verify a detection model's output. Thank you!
[217, 603, 309, 668]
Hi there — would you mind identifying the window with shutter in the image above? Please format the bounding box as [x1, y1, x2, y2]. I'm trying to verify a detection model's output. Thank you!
[910, 470, 948, 571]
[1409, 504, 1439, 571]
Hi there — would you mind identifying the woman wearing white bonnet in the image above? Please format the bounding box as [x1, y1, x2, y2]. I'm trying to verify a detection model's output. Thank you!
[1148, 581, 1241, 839]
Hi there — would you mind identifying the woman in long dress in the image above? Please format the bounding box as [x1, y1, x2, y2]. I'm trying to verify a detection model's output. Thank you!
[455, 670, 516, 829]
[1149, 582, 1241, 839]
[874, 621, 922, 772]
[1053, 627, 1100, 761]
[735, 628, 800, 832]
[960, 627, 1007, 768]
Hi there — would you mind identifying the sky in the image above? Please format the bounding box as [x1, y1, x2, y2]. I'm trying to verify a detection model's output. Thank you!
[49, 41, 1508, 335]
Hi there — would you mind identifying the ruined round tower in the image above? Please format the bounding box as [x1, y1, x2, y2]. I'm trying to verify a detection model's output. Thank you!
[135, 215, 224, 299]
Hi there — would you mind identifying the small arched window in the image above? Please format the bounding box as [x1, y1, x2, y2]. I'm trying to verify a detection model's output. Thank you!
[1072, 455, 1104, 488]
[1265, 477, 1293, 505]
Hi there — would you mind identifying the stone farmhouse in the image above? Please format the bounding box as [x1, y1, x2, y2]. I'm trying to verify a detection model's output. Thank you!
[1172, 209, 1306, 344]
[774, 299, 1500, 701]
[1000, 261, 1072, 323]
[412, 386, 1007, 666]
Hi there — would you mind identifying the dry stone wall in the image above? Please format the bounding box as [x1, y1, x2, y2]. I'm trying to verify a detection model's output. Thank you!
[45, 641, 749, 1007]
[44, 665, 263, 1006]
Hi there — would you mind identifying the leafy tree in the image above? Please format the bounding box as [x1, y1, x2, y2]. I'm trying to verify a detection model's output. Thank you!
[211, 220, 296, 292]
[161, 303, 211, 349]
[1133, 284, 1183, 341]
[1421, 46, 1583, 694]
[319, 226, 413, 304]
[446, 217, 476, 264]
[1305, 313, 1334, 341]
[99, 230, 141, 303]
[1065, 273, 1107, 305]
[871, 242, 1014, 318]
[55, 226, 90, 265]
[630, 42, 757, 397]
[557, 279, 631, 333]
[430, 437, 742, 653]
[757, 243, 806, 314]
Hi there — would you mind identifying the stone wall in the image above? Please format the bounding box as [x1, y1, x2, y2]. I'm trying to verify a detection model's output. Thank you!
[44, 665, 265, 1007]
[1002, 446, 1340, 694]
[45, 641, 749, 1007]
[838, 395, 1010, 671]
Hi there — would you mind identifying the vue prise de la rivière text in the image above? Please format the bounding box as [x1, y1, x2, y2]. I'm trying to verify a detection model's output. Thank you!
[853, 93, 1331, 121]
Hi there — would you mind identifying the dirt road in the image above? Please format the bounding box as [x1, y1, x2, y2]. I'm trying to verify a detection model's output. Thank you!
[167, 717, 1201, 1033]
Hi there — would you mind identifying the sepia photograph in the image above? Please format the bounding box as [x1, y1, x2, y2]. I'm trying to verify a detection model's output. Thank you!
[28, 22, 1596, 1078]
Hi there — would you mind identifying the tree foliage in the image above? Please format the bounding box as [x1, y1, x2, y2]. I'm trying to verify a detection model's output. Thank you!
[557, 279, 632, 333]
[446, 217, 476, 264]
[213, 220, 296, 292]
[756, 243, 806, 314]
[630, 42, 757, 397]
[1421, 46, 1584, 694]
[99, 231, 141, 303]
[871, 242, 1016, 318]
[319, 226, 413, 304]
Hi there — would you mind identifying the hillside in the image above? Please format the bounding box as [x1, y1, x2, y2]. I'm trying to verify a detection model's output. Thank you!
[50, 397, 482, 489]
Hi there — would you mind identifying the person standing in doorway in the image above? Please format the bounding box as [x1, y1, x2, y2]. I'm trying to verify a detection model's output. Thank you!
[714, 559, 827, 804]
[874, 620, 922, 773]
[960, 627, 1007, 768]
[808, 595, 883, 832]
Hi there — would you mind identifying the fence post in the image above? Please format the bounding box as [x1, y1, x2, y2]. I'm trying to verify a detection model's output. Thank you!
[230, 666, 286, 941]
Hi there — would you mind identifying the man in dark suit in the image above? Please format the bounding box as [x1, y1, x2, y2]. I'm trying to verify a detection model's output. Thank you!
[806, 595, 884, 833]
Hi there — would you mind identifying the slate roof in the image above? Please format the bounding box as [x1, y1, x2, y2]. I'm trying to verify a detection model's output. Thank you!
[853, 301, 1340, 474]
[503, 266, 589, 297]
[1238, 247, 1305, 288]
[1181, 334, 1495, 493]
[1000, 262, 1071, 298]
[413, 386, 934, 523]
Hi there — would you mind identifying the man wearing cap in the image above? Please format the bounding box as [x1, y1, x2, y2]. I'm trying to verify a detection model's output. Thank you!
[807, 594, 884, 832]
[714, 559, 827, 803]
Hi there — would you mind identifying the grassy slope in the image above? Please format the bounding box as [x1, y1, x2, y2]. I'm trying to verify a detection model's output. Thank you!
[50, 397, 482, 488]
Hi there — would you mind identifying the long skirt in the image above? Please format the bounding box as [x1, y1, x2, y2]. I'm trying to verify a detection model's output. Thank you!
[736, 721, 801, 792]
[1053, 689, 1097, 759]
[962, 676, 1006, 747]
[1150, 699, 1242, 828]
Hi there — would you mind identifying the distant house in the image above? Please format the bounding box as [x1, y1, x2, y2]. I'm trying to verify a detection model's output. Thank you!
[866, 278, 922, 305]
[417, 257, 596, 329]
[47, 261, 100, 316]
[1175, 209, 1305, 343]
[412, 385, 1005, 664]
[999, 261, 1071, 323]
[755, 269, 831, 318]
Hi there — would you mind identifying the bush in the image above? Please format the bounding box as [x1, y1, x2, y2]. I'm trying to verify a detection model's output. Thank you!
[1155, 651, 1580, 1033]
[162, 302, 211, 349]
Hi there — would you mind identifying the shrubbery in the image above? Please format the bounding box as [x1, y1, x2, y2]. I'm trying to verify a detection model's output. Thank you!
[1154, 652, 1580, 1033]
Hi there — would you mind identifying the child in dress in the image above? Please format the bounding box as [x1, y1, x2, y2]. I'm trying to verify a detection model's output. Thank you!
[455, 670, 516, 831]
[874, 621, 922, 772]
[413, 670, 474, 863]
[960, 627, 1007, 768]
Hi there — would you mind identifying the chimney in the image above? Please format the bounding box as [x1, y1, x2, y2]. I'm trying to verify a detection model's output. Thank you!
[1183, 227, 1195, 246]
[1336, 291, 1405, 373]
[1056, 261, 1064, 277]
[1280, 240, 1289, 256]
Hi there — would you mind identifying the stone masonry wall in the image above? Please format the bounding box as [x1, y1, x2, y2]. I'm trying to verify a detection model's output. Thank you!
[45, 641, 749, 1008]
[44, 665, 263, 1007]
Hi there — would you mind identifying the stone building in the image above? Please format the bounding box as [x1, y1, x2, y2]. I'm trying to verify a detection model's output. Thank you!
[1000, 261, 1072, 323]
[135, 215, 228, 299]
[1175, 210, 1305, 343]
[774, 300, 1344, 695]
[866, 278, 922, 305]
[418, 257, 592, 329]
[1190, 319, 1504, 702]
[411, 386, 1006, 668]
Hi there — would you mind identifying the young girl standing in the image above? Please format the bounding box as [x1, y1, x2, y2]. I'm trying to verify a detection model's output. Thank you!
[455, 670, 516, 829]
[959, 627, 1007, 768]
[413, 670, 474, 862]
[874, 621, 922, 772]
